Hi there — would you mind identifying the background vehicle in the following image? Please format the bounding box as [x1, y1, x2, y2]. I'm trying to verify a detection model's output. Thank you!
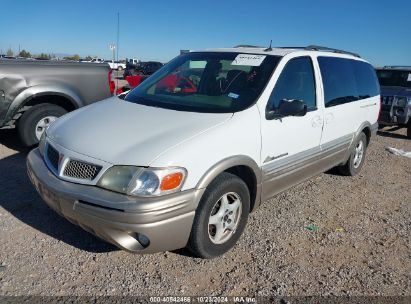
[376, 66, 411, 138]
[28, 46, 380, 258]
[123, 61, 163, 78]
[0, 55, 17, 60]
[104, 59, 126, 71]
[0, 60, 114, 145]
[90, 58, 104, 63]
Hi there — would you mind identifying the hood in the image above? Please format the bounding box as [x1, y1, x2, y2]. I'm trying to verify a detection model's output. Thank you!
[47, 97, 232, 165]
[380, 86, 411, 97]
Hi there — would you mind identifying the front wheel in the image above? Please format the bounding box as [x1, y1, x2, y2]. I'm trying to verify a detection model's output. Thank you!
[187, 172, 250, 258]
[17, 103, 67, 146]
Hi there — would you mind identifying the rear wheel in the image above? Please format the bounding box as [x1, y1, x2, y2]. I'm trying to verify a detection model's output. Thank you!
[187, 172, 250, 258]
[17, 103, 67, 146]
[338, 132, 367, 176]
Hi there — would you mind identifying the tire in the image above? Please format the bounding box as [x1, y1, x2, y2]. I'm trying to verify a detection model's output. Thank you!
[17, 103, 67, 146]
[187, 172, 250, 259]
[338, 132, 367, 176]
[407, 122, 411, 139]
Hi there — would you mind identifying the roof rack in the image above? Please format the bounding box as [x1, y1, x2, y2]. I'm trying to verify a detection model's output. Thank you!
[305, 45, 361, 58]
[234, 45, 263, 48]
[383, 65, 411, 69]
[232, 44, 361, 58]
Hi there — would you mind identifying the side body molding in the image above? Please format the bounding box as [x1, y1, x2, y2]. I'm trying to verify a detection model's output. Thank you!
[195, 155, 262, 210]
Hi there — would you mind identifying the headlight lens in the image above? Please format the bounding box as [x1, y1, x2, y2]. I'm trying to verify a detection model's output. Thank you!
[97, 166, 186, 197]
[396, 97, 407, 107]
[39, 131, 47, 157]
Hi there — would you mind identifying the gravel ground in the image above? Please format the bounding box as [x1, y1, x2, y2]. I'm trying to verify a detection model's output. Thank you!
[0, 126, 410, 297]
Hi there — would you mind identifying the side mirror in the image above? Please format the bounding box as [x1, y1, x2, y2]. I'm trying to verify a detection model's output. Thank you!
[266, 99, 307, 120]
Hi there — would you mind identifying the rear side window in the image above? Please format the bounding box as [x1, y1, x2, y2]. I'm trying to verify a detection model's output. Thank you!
[353, 61, 380, 99]
[267, 57, 316, 111]
[318, 57, 379, 107]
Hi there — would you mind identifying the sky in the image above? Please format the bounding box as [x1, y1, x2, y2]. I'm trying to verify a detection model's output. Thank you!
[1, 0, 410, 66]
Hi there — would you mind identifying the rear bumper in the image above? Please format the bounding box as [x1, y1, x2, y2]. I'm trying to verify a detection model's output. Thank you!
[27, 148, 204, 253]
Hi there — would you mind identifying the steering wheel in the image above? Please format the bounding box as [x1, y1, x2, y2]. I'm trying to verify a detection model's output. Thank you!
[177, 76, 197, 93]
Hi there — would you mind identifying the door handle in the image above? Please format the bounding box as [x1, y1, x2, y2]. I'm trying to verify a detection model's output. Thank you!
[311, 116, 323, 127]
[325, 113, 334, 124]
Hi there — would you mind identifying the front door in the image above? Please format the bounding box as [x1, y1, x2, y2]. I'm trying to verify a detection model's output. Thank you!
[260, 56, 324, 200]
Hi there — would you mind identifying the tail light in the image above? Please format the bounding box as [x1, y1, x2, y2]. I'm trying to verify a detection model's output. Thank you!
[108, 69, 115, 95]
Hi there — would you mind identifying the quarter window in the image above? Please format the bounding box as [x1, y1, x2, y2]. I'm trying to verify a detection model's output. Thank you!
[267, 57, 317, 112]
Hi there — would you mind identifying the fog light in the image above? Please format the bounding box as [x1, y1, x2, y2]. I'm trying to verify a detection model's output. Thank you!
[396, 108, 404, 115]
[137, 233, 150, 248]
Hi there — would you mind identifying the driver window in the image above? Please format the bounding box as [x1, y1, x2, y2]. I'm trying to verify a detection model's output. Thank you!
[267, 57, 316, 112]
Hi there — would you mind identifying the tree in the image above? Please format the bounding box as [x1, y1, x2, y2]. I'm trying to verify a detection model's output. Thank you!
[39, 53, 50, 59]
[63, 54, 80, 61]
[19, 49, 31, 58]
[6, 48, 14, 57]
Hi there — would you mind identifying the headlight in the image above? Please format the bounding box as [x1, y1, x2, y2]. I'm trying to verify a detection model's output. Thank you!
[97, 166, 187, 197]
[396, 97, 407, 107]
[408, 97, 411, 105]
[39, 131, 47, 157]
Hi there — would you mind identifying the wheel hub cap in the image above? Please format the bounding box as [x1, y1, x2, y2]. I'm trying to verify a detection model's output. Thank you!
[353, 140, 364, 169]
[208, 192, 242, 244]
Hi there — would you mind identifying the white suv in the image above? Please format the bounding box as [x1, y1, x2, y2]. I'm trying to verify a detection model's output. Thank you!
[27, 46, 380, 258]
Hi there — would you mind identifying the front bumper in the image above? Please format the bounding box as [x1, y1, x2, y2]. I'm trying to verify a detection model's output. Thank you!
[378, 104, 410, 126]
[27, 148, 204, 253]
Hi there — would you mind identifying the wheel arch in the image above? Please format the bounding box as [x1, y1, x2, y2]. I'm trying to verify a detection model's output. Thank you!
[356, 121, 372, 146]
[5, 85, 82, 124]
[195, 155, 262, 212]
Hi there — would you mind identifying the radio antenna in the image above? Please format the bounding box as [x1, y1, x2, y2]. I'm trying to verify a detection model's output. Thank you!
[264, 40, 273, 52]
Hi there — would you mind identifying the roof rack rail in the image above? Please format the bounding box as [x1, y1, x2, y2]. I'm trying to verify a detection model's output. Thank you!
[305, 45, 361, 58]
[233, 45, 263, 48]
[383, 65, 411, 69]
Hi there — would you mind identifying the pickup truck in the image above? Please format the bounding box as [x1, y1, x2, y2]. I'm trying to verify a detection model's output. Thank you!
[104, 60, 126, 71]
[376, 66, 411, 138]
[0, 60, 114, 145]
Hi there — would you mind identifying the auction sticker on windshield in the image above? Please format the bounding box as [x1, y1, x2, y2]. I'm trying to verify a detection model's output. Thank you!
[407, 73, 411, 82]
[231, 54, 266, 66]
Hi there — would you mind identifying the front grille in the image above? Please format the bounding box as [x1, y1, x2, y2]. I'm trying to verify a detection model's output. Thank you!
[63, 160, 101, 180]
[46, 145, 59, 171]
[382, 95, 394, 106]
[381, 95, 394, 112]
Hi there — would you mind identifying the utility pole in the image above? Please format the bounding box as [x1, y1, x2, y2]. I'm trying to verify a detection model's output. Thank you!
[109, 43, 116, 63]
[116, 12, 119, 63]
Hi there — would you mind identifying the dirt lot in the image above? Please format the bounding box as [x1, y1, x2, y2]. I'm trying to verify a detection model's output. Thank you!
[0, 126, 410, 297]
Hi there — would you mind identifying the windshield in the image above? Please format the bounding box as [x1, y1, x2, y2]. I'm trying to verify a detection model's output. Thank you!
[125, 52, 281, 113]
[376, 69, 411, 88]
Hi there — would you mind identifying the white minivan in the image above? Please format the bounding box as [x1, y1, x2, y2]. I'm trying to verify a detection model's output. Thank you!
[27, 46, 380, 258]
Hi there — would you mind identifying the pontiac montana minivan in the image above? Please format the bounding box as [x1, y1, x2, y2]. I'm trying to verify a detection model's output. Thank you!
[27, 46, 380, 258]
